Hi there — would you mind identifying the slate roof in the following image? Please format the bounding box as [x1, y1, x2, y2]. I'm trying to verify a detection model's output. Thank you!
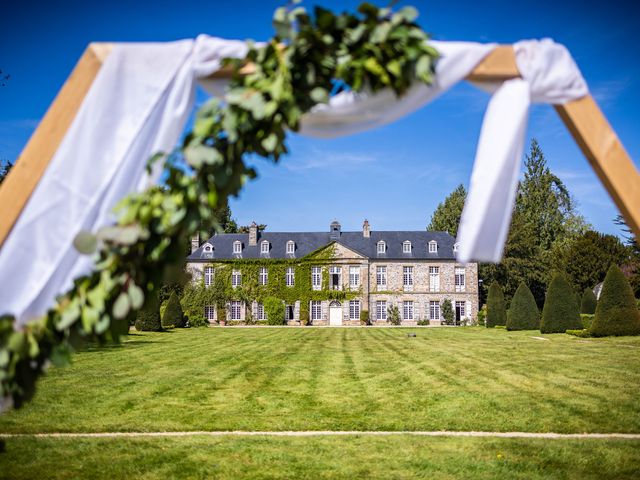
[187, 229, 458, 262]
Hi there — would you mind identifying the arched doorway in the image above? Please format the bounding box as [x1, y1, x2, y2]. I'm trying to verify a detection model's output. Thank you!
[329, 300, 342, 326]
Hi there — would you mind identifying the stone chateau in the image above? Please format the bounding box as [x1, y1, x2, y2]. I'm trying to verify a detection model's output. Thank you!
[186, 220, 478, 326]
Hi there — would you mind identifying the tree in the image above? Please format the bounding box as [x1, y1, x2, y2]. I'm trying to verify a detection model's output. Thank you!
[615, 214, 640, 297]
[427, 184, 466, 237]
[506, 283, 539, 330]
[161, 291, 185, 328]
[264, 297, 285, 325]
[441, 299, 454, 325]
[540, 273, 582, 333]
[580, 287, 597, 314]
[590, 265, 640, 337]
[387, 304, 400, 325]
[134, 309, 162, 332]
[486, 282, 506, 328]
[238, 223, 268, 233]
[0, 160, 12, 185]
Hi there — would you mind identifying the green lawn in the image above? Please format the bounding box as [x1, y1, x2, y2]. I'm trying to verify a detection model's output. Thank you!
[1, 327, 639, 478]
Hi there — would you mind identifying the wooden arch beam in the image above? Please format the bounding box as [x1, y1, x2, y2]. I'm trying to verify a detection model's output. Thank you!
[0, 44, 638, 248]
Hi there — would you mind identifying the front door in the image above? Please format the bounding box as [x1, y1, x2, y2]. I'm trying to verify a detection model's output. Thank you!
[329, 301, 342, 326]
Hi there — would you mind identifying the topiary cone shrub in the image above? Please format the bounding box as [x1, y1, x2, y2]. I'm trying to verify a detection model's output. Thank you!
[540, 273, 582, 333]
[135, 309, 162, 332]
[264, 296, 285, 326]
[590, 265, 640, 337]
[161, 291, 184, 328]
[486, 282, 506, 328]
[506, 282, 539, 331]
[580, 287, 597, 314]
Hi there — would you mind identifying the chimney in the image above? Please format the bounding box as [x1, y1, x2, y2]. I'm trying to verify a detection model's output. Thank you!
[363, 219, 370, 238]
[329, 220, 341, 240]
[191, 231, 201, 253]
[249, 221, 258, 246]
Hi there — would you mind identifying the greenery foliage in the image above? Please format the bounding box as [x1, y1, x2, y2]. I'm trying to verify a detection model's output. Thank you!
[161, 291, 184, 328]
[264, 297, 285, 326]
[426, 184, 466, 237]
[441, 299, 454, 325]
[540, 273, 582, 333]
[387, 305, 401, 325]
[476, 304, 486, 326]
[135, 309, 162, 332]
[580, 287, 597, 314]
[506, 282, 539, 331]
[590, 265, 640, 337]
[360, 309, 369, 326]
[485, 282, 506, 328]
[580, 314, 595, 329]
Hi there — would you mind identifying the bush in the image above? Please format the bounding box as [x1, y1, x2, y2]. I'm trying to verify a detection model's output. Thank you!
[540, 273, 582, 333]
[387, 305, 401, 325]
[580, 314, 595, 329]
[441, 299, 454, 325]
[360, 310, 369, 326]
[417, 319, 429, 326]
[566, 329, 591, 338]
[580, 288, 597, 314]
[159, 301, 168, 321]
[161, 291, 185, 328]
[486, 282, 506, 328]
[300, 308, 309, 326]
[135, 309, 162, 332]
[264, 297, 285, 326]
[590, 265, 640, 337]
[506, 283, 539, 331]
[494, 325, 506, 330]
[477, 304, 486, 326]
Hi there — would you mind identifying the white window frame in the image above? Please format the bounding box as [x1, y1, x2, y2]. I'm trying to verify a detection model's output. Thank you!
[204, 266, 214, 287]
[453, 242, 460, 253]
[286, 241, 295, 255]
[376, 266, 387, 290]
[257, 302, 266, 321]
[349, 266, 360, 289]
[403, 301, 414, 321]
[204, 305, 216, 322]
[285, 304, 294, 321]
[258, 266, 268, 286]
[429, 301, 441, 320]
[233, 241, 242, 254]
[376, 300, 387, 321]
[349, 300, 361, 320]
[311, 266, 322, 291]
[455, 267, 466, 292]
[230, 301, 242, 320]
[377, 241, 386, 254]
[311, 301, 322, 321]
[428, 240, 438, 253]
[329, 266, 342, 291]
[286, 267, 295, 287]
[403, 241, 411, 253]
[232, 269, 242, 288]
[403, 266, 413, 291]
[429, 266, 440, 292]
[455, 301, 466, 323]
[260, 240, 270, 254]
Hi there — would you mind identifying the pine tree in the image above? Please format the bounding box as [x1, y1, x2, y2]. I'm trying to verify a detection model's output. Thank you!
[580, 287, 597, 314]
[427, 184, 466, 237]
[590, 265, 640, 336]
[506, 283, 539, 330]
[161, 291, 185, 328]
[540, 273, 582, 333]
[486, 282, 506, 328]
[441, 299, 454, 325]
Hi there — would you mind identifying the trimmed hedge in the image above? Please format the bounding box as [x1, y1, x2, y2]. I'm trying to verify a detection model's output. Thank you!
[540, 273, 582, 333]
[161, 291, 184, 328]
[580, 314, 595, 329]
[506, 282, 539, 331]
[566, 329, 591, 338]
[590, 265, 640, 337]
[135, 309, 162, 332]
[264, 297, 285, 326]
[580, 288, 597, 314]
[360, 310, 369, 325]
[486, 282, 506, 328]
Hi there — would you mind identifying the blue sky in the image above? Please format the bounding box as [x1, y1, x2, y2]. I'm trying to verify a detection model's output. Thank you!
[1, 0, 638, 236]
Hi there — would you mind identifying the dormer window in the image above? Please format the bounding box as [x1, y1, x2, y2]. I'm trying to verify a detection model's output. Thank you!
[286, 240, 295, 255]
[233, 241, 242, 254]
[260, 240, 270, 254]
[402, 241, 411, 253]
[453, 242, 460, 253]
[428, 240, 438, 253]
[377, 241, 386, 254]
[202, 243, 213, 258]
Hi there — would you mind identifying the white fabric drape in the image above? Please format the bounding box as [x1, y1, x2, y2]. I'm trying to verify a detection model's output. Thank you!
[0, 36, 587, 325]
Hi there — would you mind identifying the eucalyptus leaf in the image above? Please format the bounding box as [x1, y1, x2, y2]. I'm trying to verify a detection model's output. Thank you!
[73, 231, 98, 255]
[112, 292, 131, 320]
[261, 133, 278, 152]
[128, 284, 145, 310]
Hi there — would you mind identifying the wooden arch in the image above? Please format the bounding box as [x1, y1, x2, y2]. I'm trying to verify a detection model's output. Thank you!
[0, 44, 638, 248]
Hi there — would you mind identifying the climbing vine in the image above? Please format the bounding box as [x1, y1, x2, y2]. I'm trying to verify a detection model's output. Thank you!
[0, 2, 439, 410]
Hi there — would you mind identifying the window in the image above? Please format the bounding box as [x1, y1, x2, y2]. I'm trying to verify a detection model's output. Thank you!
[403, 301, 414, 321]
[204, 305, 216, 322]
[258, 267, 268, 286]
[232, 269, 242, 288]
[429, 301, 441, 320]
[455, 267, 466, 292]
[230, 301, 242, 320]
[233, 241, 242, 254]
[455, 301, 466, 324]
[403, 266, 413, 291]
[429, 266, 440, 292]
[204, 266, 214, 287]
[286, 267, 295, 287]
[285, 304, 294, 321]
[286, 241, 295, 255]
[349, 300, 361, 320]
[203, 243, 213, 258]
[260, 240, 269, 254]
[311, 266, 322, 291]
[376, 266, 387, 290]
[349, 266, 360, 289]
[311, 301, 322, 321]
[453, 242, 460, 253]
[377, 241, 386, 254]
[329, 266, 342, 290]
[403, 241, 411, 253]
[428, 240, 438, 253]
[376, 300, 387, 321]
[257, 302, 266, 320]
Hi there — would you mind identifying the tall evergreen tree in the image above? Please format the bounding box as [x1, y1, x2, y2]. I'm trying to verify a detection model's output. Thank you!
[540, 273, 582, 333]
[590, 265, 640, 336]
[486, 282, 506, 328]
[580, 287, 597, 314]
[427, 184, 466, 238]
[506, 283, 539, 330]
